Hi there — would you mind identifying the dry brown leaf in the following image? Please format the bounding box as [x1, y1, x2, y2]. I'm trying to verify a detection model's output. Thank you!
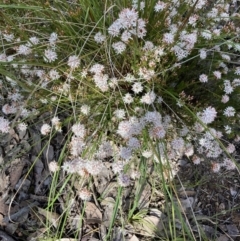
[9, 158, 25, 190]
[226, 224, 239, 237]
[138, 182, 151, 209]
[101, 197, 115, 227]
[129, 235, 139, 241]
[0, 170, 10, 193]
[133, 215, 164, 237]
[85, 202, 102, 224]
[216, 234, 229, 241]
[37, 207, 60, 228]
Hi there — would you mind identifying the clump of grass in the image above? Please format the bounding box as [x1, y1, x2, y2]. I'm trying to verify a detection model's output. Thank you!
[0, 0, 240, 240]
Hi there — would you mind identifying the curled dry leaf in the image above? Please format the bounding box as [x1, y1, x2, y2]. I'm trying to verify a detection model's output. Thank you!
[133, 215, 164, 237]
[101, 197, 115, 227]
[37, 207, 60, 228]
[85, 201, 102, 224]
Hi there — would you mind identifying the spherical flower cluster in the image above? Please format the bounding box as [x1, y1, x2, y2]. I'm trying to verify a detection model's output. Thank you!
[123, 93, 134, 104]
[17, 122, 28, 132]
[143, 111, 162, 125]
[51, 116, 61, 132]
[226, 143, 235, 154]
[94, 32, 106, 44]
[211, 162, 221, 173]
[222, 158, 236, 170]
[28, 36, 40, 46]
[17, 44, 32, 55]
[199, 74, 208, 83]
[67, 55, 80, 69]
[221, 95, 229, 103]
[213, 71, 221, 79]
[44, 49, 57, 62]
[78, 188, 92, 201]
[224, 80, 233, 94]
[96, 141, 113, 159]
[199, 49, 207, 59]
[114, 109, 126, 120]
[140, 91, 156, 105]
[48, 161, 59, 173]
[201, 30, 212, 40]
[71, 123, 86, 138]
[117, 119, 142, 139]
[0, 117, 10, 133]
[127, 137, 140, 150]
[235, 67, 240, 75]
[112, 41, 126, 54]
[192, 155, 201, 165]
[49, 32, 58, 45]
[118, 173, 131, 187]
[154, 1, 167, 12]
[149, 125, 166, 139]
[198, 106, 217, 124]
[108, 8, 146, 39]
[112, 161, 125, 174]
[171, 138, 185, 151]
[89, 64, 108, 92]
[132, 82, 143, 94]
[80, 105, 90, 115]
[163, 33, 174, 44]
[119, 146, 132, 160]
[40, 123, 51, 135]
[85, 160, 105, 176]
[69, 137, 86, 157]
[121, 30, 132, 42]
[223, 106, 235, 117]
[224, 125, 232, 134]
[49, 69, 60, 80]
[184, 143, 194, 157]
[138, 67, 155, 81]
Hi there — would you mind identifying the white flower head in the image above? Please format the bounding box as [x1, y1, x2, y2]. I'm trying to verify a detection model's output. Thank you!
[112, 41, 126, 54]
[72, 123, 86, 138]
[67, 55, 80, 69]
[199, 106, 217, 124]
[80, 105, 90, 115]
[154, 1, 167, 12]
[94, 32, 106, 44]
[44, 49, 57, 62]
[49, 161, 59, 172]
[118, 173, 131, 187]
[199, 74, 208, 83]
[223, 106, 235, 117]
[114, 109, 126, 120]
[132, 82, 143, 94]
[140, 91, 156, 104]
[123, 93, 134, 104]
[0, 117, 10, 133]
[78, 188, 92, 201]
[41, 123, 51, 135]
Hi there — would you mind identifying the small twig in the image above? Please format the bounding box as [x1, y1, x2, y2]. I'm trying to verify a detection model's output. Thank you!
[29, 194, 49, 201]
[3, 201, 39, 223]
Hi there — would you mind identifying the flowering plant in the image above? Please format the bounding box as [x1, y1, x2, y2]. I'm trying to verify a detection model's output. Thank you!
[0, 0, 239, 239]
